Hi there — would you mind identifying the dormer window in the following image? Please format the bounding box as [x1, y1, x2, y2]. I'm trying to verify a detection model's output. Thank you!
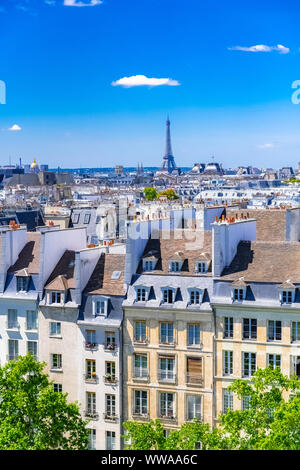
[135, 286, 148, 302]
[50, 291, 64, 304]
[233, 288, 245, 301]
[188, 288, 202, 305]
[93, 297, 108, 317]
[162, 287, 176, 304]
[279, 281, 296, 304]
[143, 260, 155, 271]
[195, 262, 207, 274]
[281, 290, 294, 304]
[169, 261, 182, 272]
[16, 276, 29, 292]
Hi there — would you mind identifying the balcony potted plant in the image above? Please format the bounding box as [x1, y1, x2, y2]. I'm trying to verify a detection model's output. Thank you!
[106, 343, 115, 350]
[105, 373, 112, 381]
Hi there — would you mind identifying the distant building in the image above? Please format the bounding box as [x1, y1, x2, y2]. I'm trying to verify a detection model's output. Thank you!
[156, 118, 180, 176]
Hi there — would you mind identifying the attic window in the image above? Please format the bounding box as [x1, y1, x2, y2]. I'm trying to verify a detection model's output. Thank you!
[93, 296, 108, 317]
[50, 291, 63, 304]
[169, 261, 182, 272]
[143, 260, 155, 271]
[195, 262, 207, 273]
[17, 276, 29, 292]
[232, 288, 246, 302]
[281, 290, 294, 304]
[111, 271, 121, 280]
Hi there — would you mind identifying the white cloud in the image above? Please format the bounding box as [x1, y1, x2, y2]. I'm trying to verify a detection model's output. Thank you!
[257, 143, 274, 149]
[9, 124, 22, 131]
[229, 44, 290, 54]
[111, 75, 180, 88]
[64, 0, 102, 6]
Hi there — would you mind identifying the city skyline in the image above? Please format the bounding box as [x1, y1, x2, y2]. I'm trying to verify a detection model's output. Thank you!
[1, 1, 300, 168]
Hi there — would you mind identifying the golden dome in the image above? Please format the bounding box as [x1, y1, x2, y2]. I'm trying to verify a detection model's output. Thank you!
[30, 157, 38, 169]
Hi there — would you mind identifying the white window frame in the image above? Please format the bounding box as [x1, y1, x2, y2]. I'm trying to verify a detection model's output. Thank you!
[186, 394, 201, 421]
[267, 320, 282, 342]
[161, 287, 176, 304]
[242, 352, 256, 377]
[223, 350, 233, 376]
[133, 390, 148, 416]
[188, 288, 202, 305]
[232, 287, 246, 302]
[49, 321, 61, 337]
[268, 354, 281, 370]
[135, 286, 148, 302]
[51, 353, 62, 370]
[291, 321, 300, 343]
[16, 276, 29, 292]
[142, 259, 155, 271]
[49, 291, 64, 305]
[223, 389, 233, 414]
[168, 261, 182, 272]
[93, 296, 108, 317]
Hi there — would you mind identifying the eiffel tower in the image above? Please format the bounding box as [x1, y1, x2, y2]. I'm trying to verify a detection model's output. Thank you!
[159, 117, 177, 174]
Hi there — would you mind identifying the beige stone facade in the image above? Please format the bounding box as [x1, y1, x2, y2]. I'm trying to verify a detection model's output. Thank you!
[123, 305, 214, 430]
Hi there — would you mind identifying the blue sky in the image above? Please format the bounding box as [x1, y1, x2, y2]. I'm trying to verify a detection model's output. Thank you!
[0, 0, 300, 168]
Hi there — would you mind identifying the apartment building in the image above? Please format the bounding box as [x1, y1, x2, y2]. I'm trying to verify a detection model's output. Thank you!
[77, 250, 126, 450]
[211, 216, 300, 417]
[123, 227, 215, 432]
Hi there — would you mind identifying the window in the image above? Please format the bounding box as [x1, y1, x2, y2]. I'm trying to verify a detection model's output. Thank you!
[169, 261, 181, 272]
[159, 392, 175, 419]
[105, 331, 116, 350]
[187, 395, 201, 421]
[224, 317, 233, 339]
[223, 350, 233, 376]
[106, 431, 115, 450]
[268, 320, 282, 341]
[143, 260, 155, 271]
[86, 330, 96, 348]
[17, 276, 28, 292]
[87, 392, 97, 417]
[243, 318, 257, 340]
[162, 288, 175, 304]
[136, 287, 147, 302]
[282, 290, 293, 304]
[7, 309, 18, 329]
[268, 354, 281, 370]
[242, 352, 256, 377]
[51, 291, 63, 304]
[105, 361, 116, 381]
[72, 213, 79, 224]
[86, 360, 96, 380]
[27, 341, 38, 361]
[233, 288, 245, 301]
[223, 389, 233, 414]
[94, 298, 107, 316]
[189, 289, 201, 305]
[8, 339, 18, 361]
[84, 213, 91, 224]
[195, 262, 207, 273]
[160, 322, 174, 344]
[105, 394, 116, 418]
[187, 324, 201, 347]
[159, 356, 175, 381]
[186, 357, 203, 385]
[134, 321, 147, 343]
[242, 395, 251, 410]
[26, 311, 37, 330]
[88, 429, 96, 450]
[291, 356, 300, 378]
[134, 390, 148, 416]
[50, 321, 61, 336]
[134, 354, 148, 378]
[53, 383, 62, 393]
[291, 322, 300, 343]
[51, 354, 62, 370]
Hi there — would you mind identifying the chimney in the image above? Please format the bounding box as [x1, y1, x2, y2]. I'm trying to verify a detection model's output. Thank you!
[212, 218, 256, 277]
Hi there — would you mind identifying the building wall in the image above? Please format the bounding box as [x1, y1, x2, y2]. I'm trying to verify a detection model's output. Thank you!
[123, 306, 214, 431]
[214, 305, 300, 418]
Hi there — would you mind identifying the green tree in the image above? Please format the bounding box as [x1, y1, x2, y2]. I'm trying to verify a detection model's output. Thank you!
[144, 187, 158, 201]
[158, 188, 179, 200]
[0, 354, 89, 450]
[123, 369, 300, 451]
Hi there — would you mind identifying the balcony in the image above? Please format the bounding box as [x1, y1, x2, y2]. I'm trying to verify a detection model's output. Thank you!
[133, 338, 148, 346]
[84, 342, 98, 351]
[103, 374, 118, 385]
[103, 413, 118, 422]
[85, 410, 99, 420]
[7, 322, 20, 330]
[133, 368, 149, 381]
[132, 411, 149, 420]
[159, 340, 175, 349]
[104, 343, 118, 352]
[84, 373, 99, 384]
[186, 374, 204, 387]
[158, 370, 176, 384]
[158, 412, 177, 423]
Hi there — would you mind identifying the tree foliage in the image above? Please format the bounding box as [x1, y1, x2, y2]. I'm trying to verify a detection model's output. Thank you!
[123, 368, 300, 450]
[144, 187, 158, 201]
[0, 354, 89, 450]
